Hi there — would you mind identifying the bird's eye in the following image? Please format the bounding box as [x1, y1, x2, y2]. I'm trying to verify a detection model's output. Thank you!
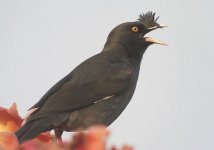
[131, 26, 139, 33]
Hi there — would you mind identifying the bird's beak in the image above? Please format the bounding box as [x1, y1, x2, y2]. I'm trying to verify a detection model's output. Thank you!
[147, 24, 168, 31]
[145, 24, 168, 46]
[144, 37, 167, 46]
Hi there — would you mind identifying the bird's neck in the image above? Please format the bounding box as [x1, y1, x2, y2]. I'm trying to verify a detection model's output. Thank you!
[102, 42, 147, 66]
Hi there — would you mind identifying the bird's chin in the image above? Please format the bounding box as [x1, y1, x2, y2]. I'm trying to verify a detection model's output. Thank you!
[144, 37, 167, 46]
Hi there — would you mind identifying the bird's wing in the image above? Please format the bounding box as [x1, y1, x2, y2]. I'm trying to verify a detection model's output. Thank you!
[29, 52, 133, 115]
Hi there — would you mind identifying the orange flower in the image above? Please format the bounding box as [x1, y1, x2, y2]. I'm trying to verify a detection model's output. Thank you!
[70, 125, 109, 150]
[0, 103, 22, 132]
[0, 132, 19, 150]
[0, 103, 52, 144]
[86, 125, 110, 150]
[71, 125, 133, 150]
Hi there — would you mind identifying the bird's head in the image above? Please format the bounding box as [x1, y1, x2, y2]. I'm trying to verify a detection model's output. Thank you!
[103, 11, 167, 54]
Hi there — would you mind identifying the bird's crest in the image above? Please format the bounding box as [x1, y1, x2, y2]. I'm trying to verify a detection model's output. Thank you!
[138, 11, 161, 28]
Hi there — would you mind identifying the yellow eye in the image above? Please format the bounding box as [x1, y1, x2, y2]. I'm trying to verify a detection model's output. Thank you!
[131, 26, 139, 32]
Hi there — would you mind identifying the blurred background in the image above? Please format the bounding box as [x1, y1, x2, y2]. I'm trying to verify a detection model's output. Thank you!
[0, 0, 213, 150]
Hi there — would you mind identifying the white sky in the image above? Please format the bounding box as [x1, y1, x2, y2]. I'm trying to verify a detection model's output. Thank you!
[0, 0, 213, 150]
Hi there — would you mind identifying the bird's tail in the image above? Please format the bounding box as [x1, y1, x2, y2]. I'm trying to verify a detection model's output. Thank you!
[15, 120, 50, 144]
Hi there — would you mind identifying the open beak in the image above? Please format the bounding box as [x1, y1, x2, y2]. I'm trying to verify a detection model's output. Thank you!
[145, 24, 167, 46]
[147, 24, 168, 30]
[144, 37, 167, 46]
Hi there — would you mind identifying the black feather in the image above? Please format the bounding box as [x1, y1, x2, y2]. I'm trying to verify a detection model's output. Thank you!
[138, 11, 161, 28]
[15, 122, 45, 144]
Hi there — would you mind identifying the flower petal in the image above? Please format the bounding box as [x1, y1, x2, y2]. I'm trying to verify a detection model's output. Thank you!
[0, 132, 19, 150]
[0, 103, 22, 132]
[86, 125, 109, 150]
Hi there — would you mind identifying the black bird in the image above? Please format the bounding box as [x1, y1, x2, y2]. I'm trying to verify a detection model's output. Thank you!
[15, 11, 166, 144]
